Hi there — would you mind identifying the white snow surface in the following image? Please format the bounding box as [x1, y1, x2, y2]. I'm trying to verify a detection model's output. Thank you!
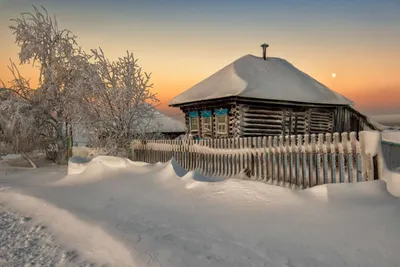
[1, 153, 400, 266]
[169, 55, 353, 106]
[0, 203, 93, 267]
[382, 130, 400, 144]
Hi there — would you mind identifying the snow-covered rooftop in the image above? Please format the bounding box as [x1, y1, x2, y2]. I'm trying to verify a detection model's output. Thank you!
[148, 109, 185, 133]
[169, 54, 353, 106]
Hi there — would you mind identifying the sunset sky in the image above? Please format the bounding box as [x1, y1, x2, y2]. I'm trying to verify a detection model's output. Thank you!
[1, 0, 399, 118]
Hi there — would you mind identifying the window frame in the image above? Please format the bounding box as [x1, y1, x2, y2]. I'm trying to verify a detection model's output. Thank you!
[189, 116, 199, 132]
[200, 110, 212, 137]
[215, 109, 229, 135]
[188, 111, 199, 133]
[202, 116, 212, 133]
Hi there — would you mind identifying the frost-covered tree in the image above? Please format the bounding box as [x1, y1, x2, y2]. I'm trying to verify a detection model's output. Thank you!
[2, 6, 89, 164]
[0, 76, 45, 168]
[2, 5, 161, 160]
[0, 100, 42, 168]
[74, 48, 160, 155]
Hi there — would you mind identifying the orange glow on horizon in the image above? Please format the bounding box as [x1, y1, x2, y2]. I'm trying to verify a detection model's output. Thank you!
[1, 55, 400, 116]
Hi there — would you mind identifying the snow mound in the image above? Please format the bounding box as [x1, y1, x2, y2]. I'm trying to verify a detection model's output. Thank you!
[382, 130, 400, 144]
[67, 156, 91, 175]
[90, 155, 136, 168]
[0, 154, 21, 160]
[303, 180, 392, 202]
[156, 158, 188, 178]
[68, 155, 149, 175]
[382, 170, 400, 197]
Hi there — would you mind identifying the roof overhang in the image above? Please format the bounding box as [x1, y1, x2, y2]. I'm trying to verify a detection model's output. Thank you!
[170, 96, 351, 109]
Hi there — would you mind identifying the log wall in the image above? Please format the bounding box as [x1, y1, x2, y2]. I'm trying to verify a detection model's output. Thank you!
[180, 98, 374, 139]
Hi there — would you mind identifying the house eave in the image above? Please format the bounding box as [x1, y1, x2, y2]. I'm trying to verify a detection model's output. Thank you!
[169, 96, 352, 109]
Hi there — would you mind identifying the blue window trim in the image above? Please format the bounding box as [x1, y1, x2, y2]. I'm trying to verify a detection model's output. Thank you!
[200, 110, 212, 118]
[215, 108, 228, 116]
[188, 111, 199, 118]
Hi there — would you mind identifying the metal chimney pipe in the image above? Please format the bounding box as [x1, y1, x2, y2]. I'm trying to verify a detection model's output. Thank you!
[260, 43, 269, 60]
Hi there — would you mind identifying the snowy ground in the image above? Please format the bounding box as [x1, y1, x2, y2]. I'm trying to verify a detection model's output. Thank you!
[0, 203, 95, 267]
[1, 155, 400, 267]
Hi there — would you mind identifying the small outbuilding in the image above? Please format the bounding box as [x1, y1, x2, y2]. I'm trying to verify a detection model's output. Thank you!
[169, 44, 376, 139]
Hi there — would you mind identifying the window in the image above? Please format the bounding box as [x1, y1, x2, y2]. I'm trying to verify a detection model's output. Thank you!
[216, 115, 228, 134]
[188, 111, 199, 133]
[190, 117, 199, 132]
[202, 117, 212, 132]
[215, 108, 229, 135]
[200, 110, 212, 137]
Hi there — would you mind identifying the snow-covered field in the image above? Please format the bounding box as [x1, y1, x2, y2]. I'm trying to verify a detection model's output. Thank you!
[1, 154, 400, 267]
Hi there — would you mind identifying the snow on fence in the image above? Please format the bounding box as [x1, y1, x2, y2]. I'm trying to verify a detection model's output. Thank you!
[131, 132, 377, 188]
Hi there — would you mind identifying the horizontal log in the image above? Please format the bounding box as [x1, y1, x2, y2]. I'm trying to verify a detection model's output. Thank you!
[242, 109, 283, 116]
[242, 132, 282, 137]
[242, 123, 283, 130]
[310, 127, 332, 132]
[243, 118, 283, 124]
[243, 115, 283, 121]
[285, 118, 306, 122]
[242, 129, 282, 135]
[311, 115, 332, 119]
[310, 120, 332, 124]
[310, 125, 332, 129]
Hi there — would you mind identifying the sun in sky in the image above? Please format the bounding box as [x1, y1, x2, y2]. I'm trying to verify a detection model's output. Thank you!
[332, 73, 337, 78]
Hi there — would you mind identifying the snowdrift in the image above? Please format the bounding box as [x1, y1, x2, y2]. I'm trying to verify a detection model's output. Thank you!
[2, 131, 400, 267]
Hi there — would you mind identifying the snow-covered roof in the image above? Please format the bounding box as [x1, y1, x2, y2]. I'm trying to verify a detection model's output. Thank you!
[169, 55, 353, 106]
[148, 109, 185, 133]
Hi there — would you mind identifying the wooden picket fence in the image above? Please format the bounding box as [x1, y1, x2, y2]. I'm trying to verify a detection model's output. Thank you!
[131, 131, 377, 188]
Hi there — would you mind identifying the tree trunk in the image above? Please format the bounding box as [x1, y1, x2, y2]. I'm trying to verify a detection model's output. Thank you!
[54, 113, 67, 165]
[55, 136, 67, 165]
[20, 151, 38, 168]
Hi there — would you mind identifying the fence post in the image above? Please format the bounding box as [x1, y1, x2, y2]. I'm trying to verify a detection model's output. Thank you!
[342, 132, 351, 183]
[324, 133, 331, 184]
[254, 137, 260, 180]
[332, 133, 340, 183]
[267, 136, 273, 183]
[303, 134, 310, 188]
[295, 134, 303, 188]
[231, 138, 237, 176]
[204, 139, 210, 176]
[272, 136, 278, 185]
[221, 139, 227, 176]
[290, 135, 298, 187]
[262, 136, 268, 182]
[339, 133, 347, 183]
[310, 134, 316, 187]
[226, 138, 232, 177]
[297, 135, 305, 188]
[283, 135, 289, 185]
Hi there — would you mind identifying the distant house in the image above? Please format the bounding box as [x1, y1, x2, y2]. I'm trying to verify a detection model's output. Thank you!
[145, 109, 185, 139]
[169, 44, 376, 139]
[73, 108, 185, 146]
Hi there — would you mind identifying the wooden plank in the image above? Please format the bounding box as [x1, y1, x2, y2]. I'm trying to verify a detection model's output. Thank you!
[262, 136, 268, 182]
[281, 109, 287, 136]
[310, 134, 317, 187]
[242, 123, 283, 129]
[257, 137, 263, 180]
[288, 109, 293, 135]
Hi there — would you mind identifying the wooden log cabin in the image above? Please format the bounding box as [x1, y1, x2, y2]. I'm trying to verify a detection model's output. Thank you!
[169, 44, 376, 139]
